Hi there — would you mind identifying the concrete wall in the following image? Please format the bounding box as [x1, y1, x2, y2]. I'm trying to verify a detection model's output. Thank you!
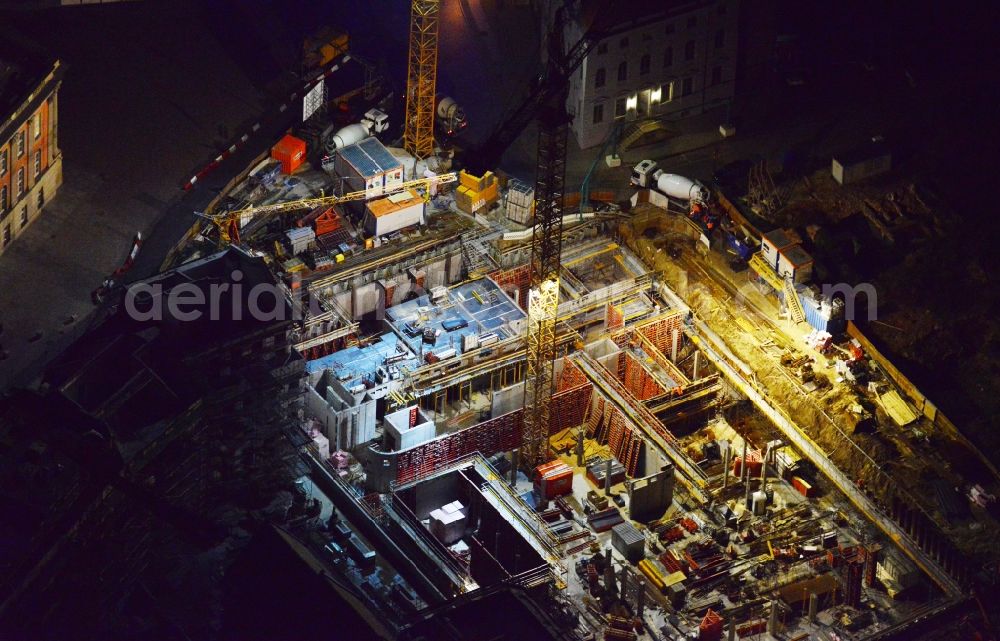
[628, 464, 674, 520]
[307, 377, 377, 451]
[492, 382, 525, 418]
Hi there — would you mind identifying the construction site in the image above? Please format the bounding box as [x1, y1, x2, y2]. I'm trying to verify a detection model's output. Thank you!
[101, 0, 990, 638]
[3, 2, 997, 641]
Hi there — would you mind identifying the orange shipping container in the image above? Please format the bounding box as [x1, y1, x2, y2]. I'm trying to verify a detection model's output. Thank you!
[272, 134, 307, 175]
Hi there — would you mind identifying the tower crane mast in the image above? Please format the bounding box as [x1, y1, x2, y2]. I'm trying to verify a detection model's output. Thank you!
[520, 2, 603, 469]
[403, 0, 441, 160]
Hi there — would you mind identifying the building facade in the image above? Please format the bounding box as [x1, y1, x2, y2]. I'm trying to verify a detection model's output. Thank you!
[0, 42, 63, 257]
[558, 0, 739, 149]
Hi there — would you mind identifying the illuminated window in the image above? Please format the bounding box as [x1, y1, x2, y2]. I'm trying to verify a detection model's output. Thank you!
[593, 103, 604, 124]
[640, 54, 650, 75]
[595, 68, 606, 88]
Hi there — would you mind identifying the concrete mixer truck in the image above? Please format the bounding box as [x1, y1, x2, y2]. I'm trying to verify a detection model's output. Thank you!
[435, 95, 467, 137]
[323, 108, 390, 155]
[630, 159, 708, 204]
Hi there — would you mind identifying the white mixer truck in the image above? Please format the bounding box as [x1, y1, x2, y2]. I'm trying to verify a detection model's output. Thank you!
[323, 108, 390, 154]
[630, 159, 708, 204]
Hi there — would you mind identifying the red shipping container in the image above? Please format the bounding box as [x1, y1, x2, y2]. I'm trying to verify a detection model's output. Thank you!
[792, 475, 813, 497]
[271, 134, 306, 175]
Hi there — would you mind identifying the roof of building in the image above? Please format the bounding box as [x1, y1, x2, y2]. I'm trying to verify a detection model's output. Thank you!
[43, 246, 298, 445]
[339, 137, 402, 178]
[0, 25, 59, 121]
[575, 0, 705, 36]
[762, 228, 797, 250]
[779, 244, 814, 267]
[367, 189, 422, 217]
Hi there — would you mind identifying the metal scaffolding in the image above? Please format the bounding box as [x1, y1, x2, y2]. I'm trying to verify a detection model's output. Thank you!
[403, 0, 439, 159]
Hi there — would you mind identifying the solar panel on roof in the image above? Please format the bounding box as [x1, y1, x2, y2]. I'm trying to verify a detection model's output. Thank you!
[339, 138, 403, 177]
[339, 142, 379, 177]
[359, 137, 401, 171]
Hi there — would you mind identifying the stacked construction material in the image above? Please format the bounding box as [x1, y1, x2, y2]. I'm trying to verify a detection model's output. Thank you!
[611, 521, 645, 563]
[285, 227, 315, 255]
[455, 170, 499, 214]
[731, 449, 762, 477]
[504, 178, 534, 224]
[534, 460, 573, 500]
[698, 609, 723, 641]
[587, 456, 626, 488]
[429, 500, 467, 545]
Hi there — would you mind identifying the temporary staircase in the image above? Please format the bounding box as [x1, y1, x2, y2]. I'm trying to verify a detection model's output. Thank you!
[783, 277, 805, 324]
[620, 119, 672, 150]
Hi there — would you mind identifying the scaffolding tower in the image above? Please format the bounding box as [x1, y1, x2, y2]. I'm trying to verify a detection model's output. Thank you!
[521, 104, 570, 470]
[403, 0, 440, 159]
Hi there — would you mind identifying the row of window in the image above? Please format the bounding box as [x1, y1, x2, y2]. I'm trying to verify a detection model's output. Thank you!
[592, 32, 725, 89]
[0, 114, 43, 178]
[2, 189, 48, 247]
[0, 151, 43, 212]
[591, 66, 725, 124]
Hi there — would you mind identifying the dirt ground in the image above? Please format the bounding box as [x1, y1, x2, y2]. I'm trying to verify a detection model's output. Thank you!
[621, 206, 1000, 562]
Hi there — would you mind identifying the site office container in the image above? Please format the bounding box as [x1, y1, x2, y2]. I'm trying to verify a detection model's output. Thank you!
[792, 475, 814, 497]
[364, 190, 425, 237]
[760, 228, 797, 271]
[776, 244, 814, 284]
[271, 134, 307, 175]
[334, 137, 404, 198]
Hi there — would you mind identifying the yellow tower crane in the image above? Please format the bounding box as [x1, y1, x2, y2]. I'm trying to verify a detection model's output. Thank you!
[204, 173, 456, 246]
[403, 0, 440, 159]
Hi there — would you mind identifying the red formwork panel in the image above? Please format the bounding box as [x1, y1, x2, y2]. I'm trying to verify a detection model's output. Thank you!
[638, 314, 684, 356]
[549, 383, 593, 435]
[621, 352, 666, 401]
[558, 359, 589, 391]
[488, 265, 531, 310]
[395, 410, 525, 484]
[605, 303, 625, 331]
